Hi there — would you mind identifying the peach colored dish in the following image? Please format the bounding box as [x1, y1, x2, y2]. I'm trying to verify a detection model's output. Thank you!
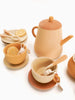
[32, 16, 73, 59]
[4, 43, 27, 65]
[4, 54, 29, 70]
[28, 70, 56, 90]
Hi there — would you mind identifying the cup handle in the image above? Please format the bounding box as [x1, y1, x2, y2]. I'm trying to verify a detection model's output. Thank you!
[60, 35, 73, 46]
[32, 26, 38, 38]
[53, 73, 60, 83]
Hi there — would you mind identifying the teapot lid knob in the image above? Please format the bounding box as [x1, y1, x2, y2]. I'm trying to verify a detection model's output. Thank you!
[49, 16, 54, 22]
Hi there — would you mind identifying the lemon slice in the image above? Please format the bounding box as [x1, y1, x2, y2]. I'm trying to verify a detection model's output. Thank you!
[7, 46, 19, 55]
[15, 29, 26, 37]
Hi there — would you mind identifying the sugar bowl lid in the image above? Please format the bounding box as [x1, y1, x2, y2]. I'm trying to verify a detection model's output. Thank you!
[68, 54, 75, 79]
[39, 16, 62, 30]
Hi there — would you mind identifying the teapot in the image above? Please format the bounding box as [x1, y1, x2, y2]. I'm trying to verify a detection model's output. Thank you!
[32, 16, 73, 59]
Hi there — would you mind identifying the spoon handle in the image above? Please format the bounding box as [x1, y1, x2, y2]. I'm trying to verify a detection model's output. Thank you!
[4, 29, 12, 35]
[0, 34, 8, 38]
[0, 34, 13, 38]
[46, 55, 67, 69]
[53, 55, 67, 66]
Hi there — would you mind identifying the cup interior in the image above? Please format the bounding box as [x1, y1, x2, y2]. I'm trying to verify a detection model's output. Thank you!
[32, 57, 57, 75]
[4, 43, 26, 55]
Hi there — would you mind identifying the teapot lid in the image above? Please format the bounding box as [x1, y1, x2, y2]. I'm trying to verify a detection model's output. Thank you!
[39, 16, 62, 30]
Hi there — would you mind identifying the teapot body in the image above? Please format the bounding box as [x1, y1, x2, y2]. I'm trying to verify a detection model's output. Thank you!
[32, 17, 73, 59]
[34, 27, 62, 59]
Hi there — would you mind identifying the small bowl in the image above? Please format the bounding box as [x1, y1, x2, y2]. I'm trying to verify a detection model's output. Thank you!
[4, 43, 27, 65]
[31, 57, 57, 83]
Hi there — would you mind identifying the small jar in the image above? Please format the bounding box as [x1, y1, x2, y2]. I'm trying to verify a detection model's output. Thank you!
[68, 55, 75, 79]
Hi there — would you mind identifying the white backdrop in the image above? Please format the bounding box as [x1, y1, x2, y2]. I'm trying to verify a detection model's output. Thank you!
[0, 0, 75, 100]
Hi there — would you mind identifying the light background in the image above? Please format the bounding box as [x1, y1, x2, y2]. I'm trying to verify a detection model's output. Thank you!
[0, 0, 75, 100]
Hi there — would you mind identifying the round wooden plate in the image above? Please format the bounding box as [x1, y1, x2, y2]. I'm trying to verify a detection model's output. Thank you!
[28, 70, 56, 90]
[4, 54, 29, 70]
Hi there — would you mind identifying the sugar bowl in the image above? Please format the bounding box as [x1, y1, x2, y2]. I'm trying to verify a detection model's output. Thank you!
[68, 54, 75, 79]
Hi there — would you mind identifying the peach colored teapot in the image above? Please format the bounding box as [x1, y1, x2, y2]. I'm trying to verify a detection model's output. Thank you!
[32, 16, 73, 59]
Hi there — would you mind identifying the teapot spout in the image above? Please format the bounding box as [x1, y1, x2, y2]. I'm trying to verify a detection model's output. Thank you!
[60, 35, 73, 46]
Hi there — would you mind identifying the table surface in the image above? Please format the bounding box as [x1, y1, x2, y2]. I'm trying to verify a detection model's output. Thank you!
[0, 0, 75, 100]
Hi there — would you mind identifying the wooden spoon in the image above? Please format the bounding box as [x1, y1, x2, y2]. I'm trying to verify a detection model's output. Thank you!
[4, 29, 18, 37]
[37, 55, 67, 75]
[0, 34, 20, 41]
[18, 44, 25, 54]
[4, 30, 20, 38]
[4, 29, 12, 35]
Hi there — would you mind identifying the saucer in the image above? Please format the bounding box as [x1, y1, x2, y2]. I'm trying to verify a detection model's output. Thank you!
[28, 70, 56, 90]
[4, 54, 29, 70]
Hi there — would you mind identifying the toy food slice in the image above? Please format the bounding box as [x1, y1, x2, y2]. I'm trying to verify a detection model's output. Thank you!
[15, 29, 26, 37]
[7, 46, 19, 55]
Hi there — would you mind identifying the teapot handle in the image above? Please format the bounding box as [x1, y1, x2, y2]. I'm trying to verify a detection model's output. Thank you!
[32, 26, 38, 38]
[60, 35, 73, 46]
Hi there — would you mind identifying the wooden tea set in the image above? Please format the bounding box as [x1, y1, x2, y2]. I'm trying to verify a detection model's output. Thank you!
[0, 16, 75, 91]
